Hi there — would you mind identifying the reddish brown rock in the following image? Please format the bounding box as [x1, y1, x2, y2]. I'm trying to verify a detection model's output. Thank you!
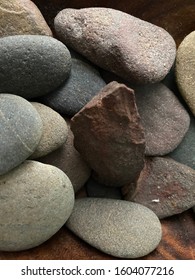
[123, 157, 195, 219]
[71, 81, 145, 186]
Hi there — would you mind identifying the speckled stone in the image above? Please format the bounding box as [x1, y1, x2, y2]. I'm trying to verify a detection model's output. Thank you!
[29, 102, 68, 159]
[169, 114, 195, 169]
[54, 7, 176, 84]
[0, 35, 71, 99]
[0, 94, 42, 175]
[66, 198, 162, 259]
[176, 31, 195, 116]
[134, 83, 190, 155]
[0, 160, 74, 251]
[38, 119, 91, 192]
[123, 157, 195, 219]
[0, 0, 52, 37]
[42, 51, 106, 117]
[71, 82, 145, 186]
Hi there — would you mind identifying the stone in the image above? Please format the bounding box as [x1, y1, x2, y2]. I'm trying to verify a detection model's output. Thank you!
[134, 83, 190, 155]
[168, 114, 195, 169]
[0, 35, 71, 99]
[123, 157, 195, 219]
[29, 102, 68, 159]
[0, 160, 74, 251]
[0, 94, 42, 175]
[41, 51, 106, 117]
[0, 0, 52, 37]
[38, 119, 91, 192]
[86, 178, 122, 199]
[54, 7, 176, 84]
[66, 198, 162, 259]
[175, 31, 195, 116]
[71, 81, 145, 187]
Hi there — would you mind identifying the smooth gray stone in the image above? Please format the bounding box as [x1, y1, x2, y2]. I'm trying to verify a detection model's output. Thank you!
[0, 35, 71, 99]
[0, 160, 74, 251]
[67, 198, 162, 259]
[42, 51, 106, 116]
[0, 94, 42, 175]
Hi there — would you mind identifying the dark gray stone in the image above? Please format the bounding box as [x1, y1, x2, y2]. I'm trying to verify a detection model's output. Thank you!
[41, 51, 106, 117]
[66, 198, 162, 258]
[0, 35, 71, 99]
[0, 94, 42, 175]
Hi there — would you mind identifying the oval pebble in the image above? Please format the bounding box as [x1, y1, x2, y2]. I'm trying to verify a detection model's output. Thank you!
[66, 198, 162, 258]
[0, 160, 74, 251]
[30, 102, 68, 159]
[54, 7, 176, 84]
[0, 35, 71, 99]
[0, 94, 42, 175]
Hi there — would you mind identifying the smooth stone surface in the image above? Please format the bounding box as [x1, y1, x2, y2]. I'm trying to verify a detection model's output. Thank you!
[42, 51, 106, 117]
[0, 94, 42, 175]
[123, 157, 195, 219]
[66, 198, 162, 258]
[134, 83, 190, 155]
[169, 114, 195, 169]
[0, 35, 71, 99]
[0, 0, 52, 37]
[0, 160, 74, 251]
[54, 7, 176, 84]
[176, 31, 195, 116]
[30, 102, 68, 158]
[71, 81, 145, 186]
[38, 119, 91, 192]
[86, 178, 122, 199]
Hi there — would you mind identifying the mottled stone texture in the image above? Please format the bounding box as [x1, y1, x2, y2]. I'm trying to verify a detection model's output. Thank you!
[54, 7, 176, 84]
[123, 157, 195, 219]
[71, 81, 145, 186]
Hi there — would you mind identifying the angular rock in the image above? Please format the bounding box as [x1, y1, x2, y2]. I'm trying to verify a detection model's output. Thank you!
[54, 7, 176, 84]
[169, 114, 195, 169]
[38, 119, 91, 192]
[0, 0, 52, 37]
[71, 81, 145, 186]
[134, 83, 190, 155]
[42, 51, 106, 117]
[0, 35, 71, 99]
[176, 31, 195, 116]
[123, 157, 195, 219]
[0, 94, 42, 175]
[30, 102, 68, 159]
[66, 198, 162, 259]
[0, 160, 74, 251]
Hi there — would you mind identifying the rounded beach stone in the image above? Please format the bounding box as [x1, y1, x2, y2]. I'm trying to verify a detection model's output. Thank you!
[0, 160, 74, 251]
[54, 7, 176, 84]
[0, 94, 42, 175]
[0, 35, 71, 99]
[42, 51, 106, 117]
[29, 102, 68, 159]
[66, 198, 162, 259]
[38, 119, 91, 192]
[0, 0, 52, 37]
[176, 31, 195, 116]
[134, 83, 190, 155]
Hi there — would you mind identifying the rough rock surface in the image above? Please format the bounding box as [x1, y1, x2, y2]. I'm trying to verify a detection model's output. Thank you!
[134, 83, 190, 155]
[0, 0, 52, 37]
[0, 94, 42, 175]
[30, 102, 68, 158]
[123, 157, 195, 219]
[54, 7, 176, 84]
[71, 81, 145, 186]
[0, 35, 71, 99]
[66, 198, 162, 259]
[0, 160, 74, 251]
[176, 31, 195, 116]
